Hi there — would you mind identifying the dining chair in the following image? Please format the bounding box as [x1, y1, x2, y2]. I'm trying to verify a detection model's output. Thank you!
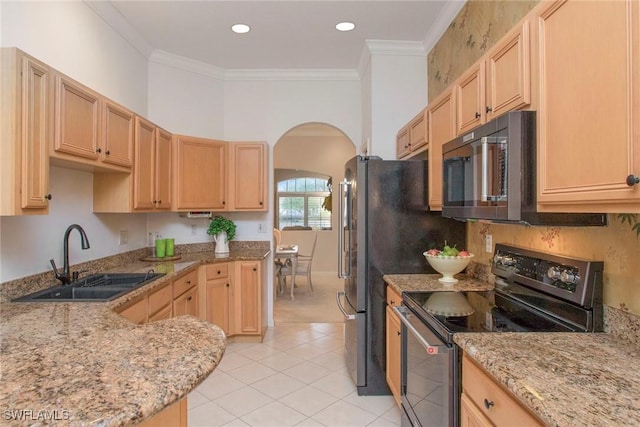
[273, 228, 285, 293]
[278, 230, 318, 296]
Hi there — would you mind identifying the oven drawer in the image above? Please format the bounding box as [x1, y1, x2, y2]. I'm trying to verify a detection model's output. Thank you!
[462, 354, 543, 427]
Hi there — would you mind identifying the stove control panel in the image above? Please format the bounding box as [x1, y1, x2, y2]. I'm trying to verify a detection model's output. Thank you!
[492, 244, 603, 307]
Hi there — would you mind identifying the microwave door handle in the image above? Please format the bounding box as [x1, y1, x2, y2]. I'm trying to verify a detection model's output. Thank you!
[481, 137, 489, 202]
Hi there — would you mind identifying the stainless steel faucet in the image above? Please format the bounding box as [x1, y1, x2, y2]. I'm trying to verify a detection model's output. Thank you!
[50, 224, 91, 284]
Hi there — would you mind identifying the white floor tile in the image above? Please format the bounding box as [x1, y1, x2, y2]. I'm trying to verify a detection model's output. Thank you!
[311, 400, 378, 427]
[310, 370, 357, 399]
[196, 372, 246, 400]
[240, 401, 307, 427]
[188, 401, 236, 427]
[281, 360, 333, 384]
[188, 322, 401, 427]
[343, 391, 397, 417]
[226, 360, 278, 385]
[251, 372, 306, 399]
[279, 384, 339, 417]
[214, 386, 274, 417]
[187, 389, 209, 410]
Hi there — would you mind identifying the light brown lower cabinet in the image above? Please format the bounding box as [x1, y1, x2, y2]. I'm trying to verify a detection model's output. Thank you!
[385, 286, 403, 406]
[136, 397, 186, 427]
[173, 285, 198, 317]
[118, 295, 147, 324]
[461, 354, 543, 427]
[199, 260, 266, 341]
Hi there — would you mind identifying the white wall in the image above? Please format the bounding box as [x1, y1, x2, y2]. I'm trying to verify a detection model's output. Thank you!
[368, 51, 427, 160]
[0, 1, 149, 282]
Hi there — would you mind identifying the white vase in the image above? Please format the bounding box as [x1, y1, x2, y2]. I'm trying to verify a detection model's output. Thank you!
[213, 231, 229, 254]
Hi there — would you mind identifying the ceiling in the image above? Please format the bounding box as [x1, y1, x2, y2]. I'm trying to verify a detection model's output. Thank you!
[104, 1, 463, 70]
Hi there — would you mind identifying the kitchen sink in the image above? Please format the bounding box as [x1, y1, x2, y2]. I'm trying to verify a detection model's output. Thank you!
[13, 272, 165, 302]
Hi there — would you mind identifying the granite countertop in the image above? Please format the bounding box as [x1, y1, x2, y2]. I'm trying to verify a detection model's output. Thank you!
[455, 332, 640, 426]
[383, 273, 493, 294]
[0, 247, 270, 426]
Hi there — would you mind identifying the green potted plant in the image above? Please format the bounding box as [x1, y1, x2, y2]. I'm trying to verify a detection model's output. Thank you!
[207, 216, 236, 254]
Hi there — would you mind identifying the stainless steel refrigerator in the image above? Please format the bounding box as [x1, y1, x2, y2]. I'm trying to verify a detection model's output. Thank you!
[336, 155, 465, 395]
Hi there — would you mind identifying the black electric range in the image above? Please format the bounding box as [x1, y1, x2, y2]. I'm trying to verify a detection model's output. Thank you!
[397, 244, 604, 427]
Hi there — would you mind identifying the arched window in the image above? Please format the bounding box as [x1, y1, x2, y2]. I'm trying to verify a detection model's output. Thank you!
[275, 171, 331, 230]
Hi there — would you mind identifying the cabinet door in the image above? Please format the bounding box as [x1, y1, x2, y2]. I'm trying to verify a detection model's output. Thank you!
[101, 99, 134, 168]
[536, 0, 640, 210]
[427, 88, 456, 211]
[486, 20, 531, 120]
[456, 63, 485, 135]
[21, 55, 51, 210]
[174, 286, 198, 317]
[229, 143, 267, 210]
[155, 128, 172, 210]
[205, 278, 231, 334]
[233, 261, 261, 335]
[460, 393, 492, 427]
[396, 125, 410, 158]
[409, 109, 427, 152]
[54, 74, 100, 160]
[386, 305, 401, 407]
[174, 135, 227, 210]
[133, 116, 156, 210]
[118, 296, 147, 324]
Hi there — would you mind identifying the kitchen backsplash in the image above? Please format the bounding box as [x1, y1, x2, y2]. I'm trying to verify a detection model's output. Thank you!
[466, 218, 640, 316]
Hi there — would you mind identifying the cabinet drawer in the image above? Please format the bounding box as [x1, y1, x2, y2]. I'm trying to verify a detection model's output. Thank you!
[148, 283, 172, 317]
[205, 263, 229, 280]
[173, 269, 198, 297]
[386, 286, 402, 307]
[148, 304, 172, 322]
[462, 354, 543, 427]
[118, 296, 147, 324]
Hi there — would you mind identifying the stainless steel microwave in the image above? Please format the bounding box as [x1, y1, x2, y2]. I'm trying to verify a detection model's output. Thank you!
[441, 111, 606, 226]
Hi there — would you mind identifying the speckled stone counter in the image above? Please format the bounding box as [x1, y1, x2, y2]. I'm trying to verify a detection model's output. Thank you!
[455, 332, 640, 426]
[0, 245, 270, 426]
[383, 273, 493, 294]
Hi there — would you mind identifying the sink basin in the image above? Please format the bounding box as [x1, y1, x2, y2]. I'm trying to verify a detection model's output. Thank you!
[13, 272, 165, 302]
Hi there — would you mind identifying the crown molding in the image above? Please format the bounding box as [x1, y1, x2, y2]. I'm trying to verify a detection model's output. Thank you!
[357, 40, 425, 78]
[423, 0, 466, 53]
[224, 68, 359, 81]
[83, 0, 153, 58]
[149, 50, 226, 79]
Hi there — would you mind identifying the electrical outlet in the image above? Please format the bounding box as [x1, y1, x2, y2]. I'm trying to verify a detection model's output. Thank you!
[485, 234, 493, 253]
[119, 230, 128, 245]
[257, 223, 266, 233]
[191, 224, 197, 236]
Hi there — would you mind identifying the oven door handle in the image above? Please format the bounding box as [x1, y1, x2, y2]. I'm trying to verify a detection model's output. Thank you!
[394, 306, 447, 354]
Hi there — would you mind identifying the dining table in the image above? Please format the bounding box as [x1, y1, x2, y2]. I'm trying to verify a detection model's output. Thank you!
[274, 244, 299, 299]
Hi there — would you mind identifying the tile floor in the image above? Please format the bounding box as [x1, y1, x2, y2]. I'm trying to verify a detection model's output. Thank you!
[188, 322, 401, 427]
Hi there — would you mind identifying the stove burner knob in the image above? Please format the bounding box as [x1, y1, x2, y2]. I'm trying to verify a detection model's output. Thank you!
[560, 270, 580, 284]
[547, 267, 562, 280]
[494, 254, 516, 266]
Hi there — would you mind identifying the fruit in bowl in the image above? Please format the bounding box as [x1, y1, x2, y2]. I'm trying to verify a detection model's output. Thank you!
[423, 244, 474, 284]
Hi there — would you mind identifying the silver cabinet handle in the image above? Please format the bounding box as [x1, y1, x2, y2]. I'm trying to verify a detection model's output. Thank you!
[336, 291, 355, 320]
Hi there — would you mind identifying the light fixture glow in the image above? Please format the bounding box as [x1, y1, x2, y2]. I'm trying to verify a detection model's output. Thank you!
[335, 21, 355, 32]
[231, 23, 250, 34]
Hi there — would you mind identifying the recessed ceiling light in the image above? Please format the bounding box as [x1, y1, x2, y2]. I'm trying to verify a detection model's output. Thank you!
[231, 24, 250, 34]
[336, 22, 355, 32]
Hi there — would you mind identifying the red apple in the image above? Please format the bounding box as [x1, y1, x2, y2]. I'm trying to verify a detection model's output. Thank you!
[458, 250, 471, 257]
[426, 249, 440, 256]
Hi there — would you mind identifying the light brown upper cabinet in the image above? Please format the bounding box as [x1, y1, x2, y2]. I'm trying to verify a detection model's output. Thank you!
[456, 20, 531, 135]
[51, 71, 132, 173]
[133, 117, 172, 211]
[534, 0, 640, 212]
[101, 99, 134, 168]
[0, 48, 52, 215]
[52, 73, 100, 161]
[228, 142, 268, 211]
[173, 135, 227, 211]
[396, 109, 428, 159]
[427, 88, 456, 211]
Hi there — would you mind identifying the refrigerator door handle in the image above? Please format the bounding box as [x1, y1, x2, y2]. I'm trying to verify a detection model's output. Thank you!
[336, 291, 356, 320]
[338, 180, 352, 279]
